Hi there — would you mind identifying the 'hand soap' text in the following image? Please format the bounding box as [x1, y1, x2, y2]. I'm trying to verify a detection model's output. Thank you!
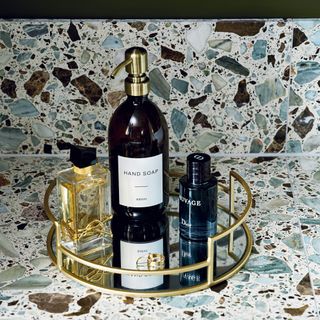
[123, 169, 159, 176]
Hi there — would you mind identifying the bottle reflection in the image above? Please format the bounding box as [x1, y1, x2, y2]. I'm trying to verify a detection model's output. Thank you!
[179, 238, 208, 285]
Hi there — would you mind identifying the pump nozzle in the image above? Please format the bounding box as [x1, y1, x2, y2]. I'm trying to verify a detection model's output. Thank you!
[111, 47, 150, 96]
[111, 58, 133, 79]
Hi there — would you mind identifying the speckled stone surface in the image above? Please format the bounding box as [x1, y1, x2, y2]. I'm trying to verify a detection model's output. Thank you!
[287, 156, 320, 314]
[287, 21, 320, 154]
[0, 156, 319, 319]
[0, 20, 296, 155]
[1, 17, 320, 319]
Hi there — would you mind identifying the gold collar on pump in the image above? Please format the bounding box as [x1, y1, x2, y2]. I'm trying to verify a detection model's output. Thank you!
[111, 47, 150, 96]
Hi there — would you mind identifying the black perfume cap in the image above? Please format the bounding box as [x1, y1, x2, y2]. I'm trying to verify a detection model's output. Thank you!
[69, 144, 97, 168]
[187, 153, 211, 184]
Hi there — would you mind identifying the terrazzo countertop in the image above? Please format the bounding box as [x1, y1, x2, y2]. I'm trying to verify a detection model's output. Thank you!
[0, 155, 320, 319]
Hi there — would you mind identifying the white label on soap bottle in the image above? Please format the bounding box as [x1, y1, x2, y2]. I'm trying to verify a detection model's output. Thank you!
[118, 154, 163, 207]
[120, 239, 164, 289]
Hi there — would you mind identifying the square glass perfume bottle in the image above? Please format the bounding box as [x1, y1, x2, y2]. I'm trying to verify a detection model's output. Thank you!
[57, 144, 111, 262]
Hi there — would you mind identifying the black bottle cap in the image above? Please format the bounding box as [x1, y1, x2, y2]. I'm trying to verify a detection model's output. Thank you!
[187, 153, 211, 184]
[69, 144, 97, 168]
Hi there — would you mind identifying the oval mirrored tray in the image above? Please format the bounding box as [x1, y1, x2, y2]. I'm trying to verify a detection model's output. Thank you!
[44, 171, 252, 297]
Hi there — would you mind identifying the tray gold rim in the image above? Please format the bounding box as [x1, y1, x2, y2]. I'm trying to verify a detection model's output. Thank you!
[45, 170, 253, 297]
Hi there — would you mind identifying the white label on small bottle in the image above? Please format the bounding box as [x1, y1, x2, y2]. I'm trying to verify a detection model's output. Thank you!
[118, 154, 163, 207]
[120, 239, 164, 289]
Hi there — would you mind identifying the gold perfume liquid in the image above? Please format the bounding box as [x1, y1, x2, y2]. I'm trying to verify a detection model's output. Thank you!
[58, 164, 110, 253]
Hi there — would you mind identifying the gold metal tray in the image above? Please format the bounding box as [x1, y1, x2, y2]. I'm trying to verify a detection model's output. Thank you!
[44, 171, 252, 297]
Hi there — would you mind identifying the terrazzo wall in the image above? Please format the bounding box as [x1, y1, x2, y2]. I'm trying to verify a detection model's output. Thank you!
[0, 19, 319, 155]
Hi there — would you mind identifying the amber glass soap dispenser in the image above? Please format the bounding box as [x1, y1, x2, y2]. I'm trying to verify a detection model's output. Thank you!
[57, 144, 110, 256]
[108, 47, 169, 218]
[108, 47, 169, 290]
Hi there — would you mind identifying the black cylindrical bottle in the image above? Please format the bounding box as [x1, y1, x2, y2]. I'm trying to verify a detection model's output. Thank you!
[179, 153, 217, 286]
[111, 212, 169, 290]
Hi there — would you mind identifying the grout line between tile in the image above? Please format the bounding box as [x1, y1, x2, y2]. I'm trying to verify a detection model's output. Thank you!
[284, 20, 294, 154]
[0, 152, 320, 159]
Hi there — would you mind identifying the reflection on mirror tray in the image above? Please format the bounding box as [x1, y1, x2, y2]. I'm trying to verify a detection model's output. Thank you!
[49, 204, 249, 292]
[45, 170, 252, 296]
